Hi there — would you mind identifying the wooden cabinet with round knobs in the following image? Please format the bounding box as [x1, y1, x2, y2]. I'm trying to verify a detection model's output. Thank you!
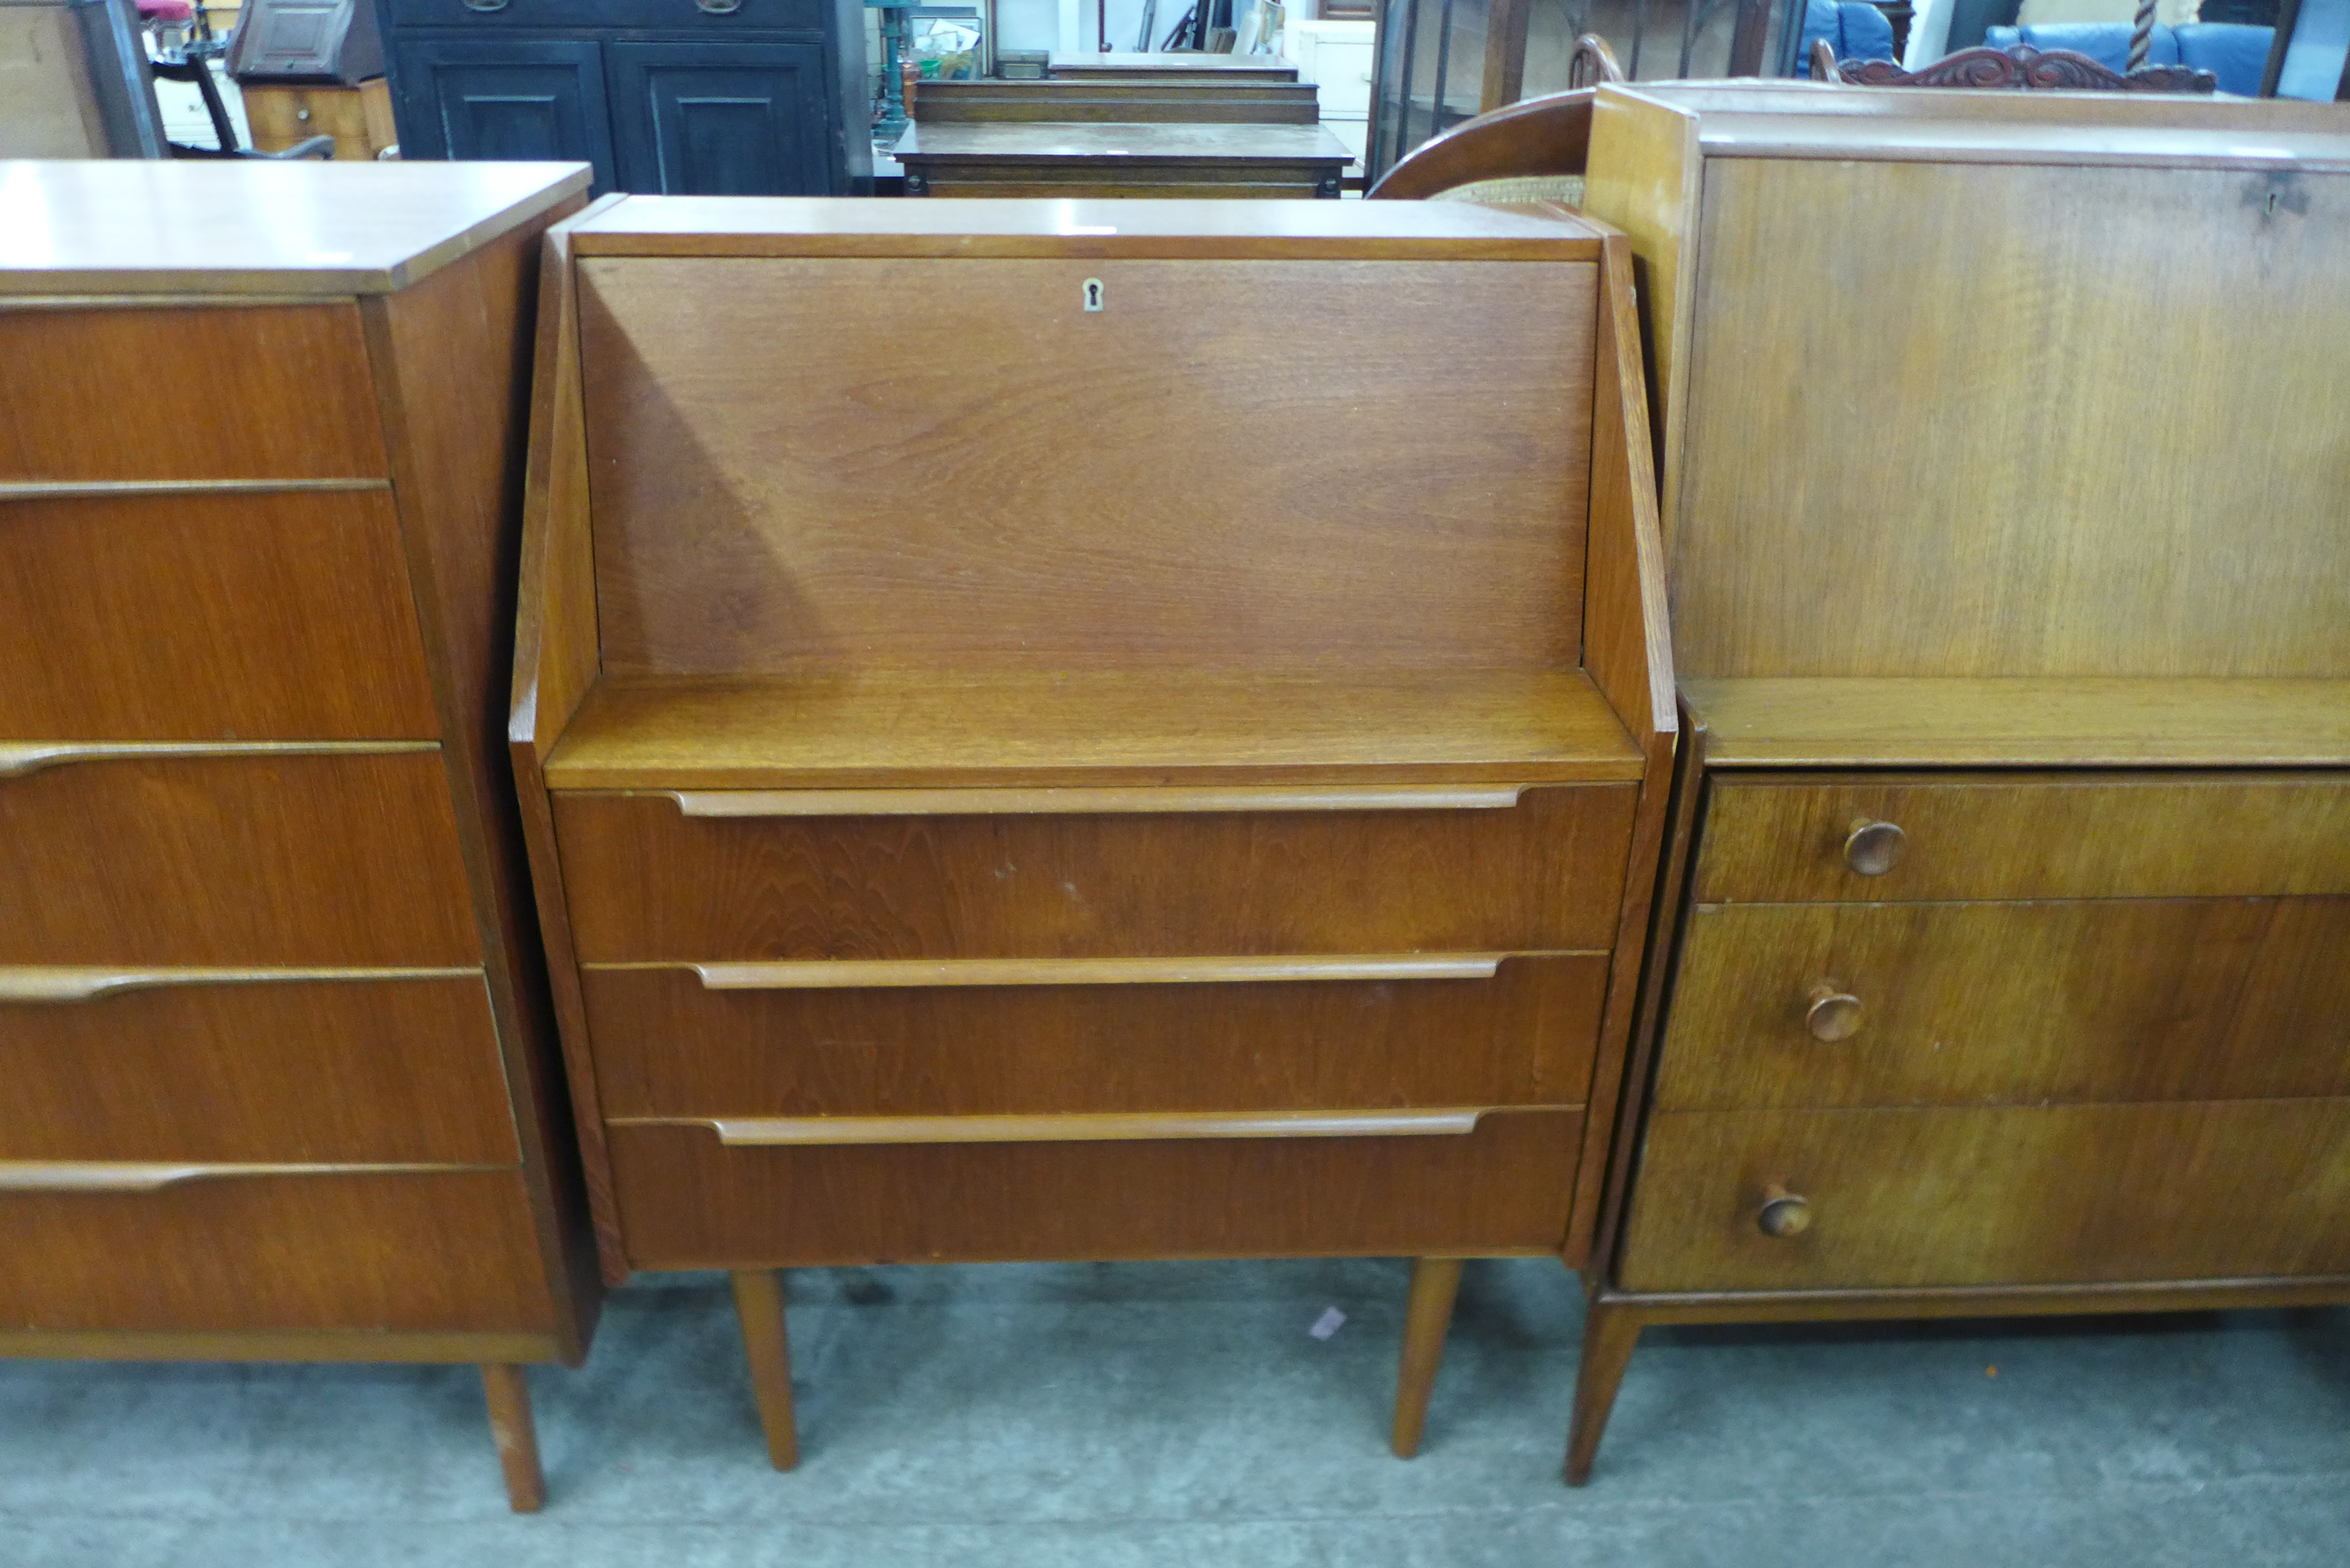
[1805, 984, 1864, 1042]
[1757, 1185, 1812, 1238]
[1843, 818, 1906, 876]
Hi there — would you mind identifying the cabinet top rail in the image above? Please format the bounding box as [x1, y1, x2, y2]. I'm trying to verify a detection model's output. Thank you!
[1599, 82, 2350, 170]
[0, 161, 594, 296]
[566, 195, 1604, 259]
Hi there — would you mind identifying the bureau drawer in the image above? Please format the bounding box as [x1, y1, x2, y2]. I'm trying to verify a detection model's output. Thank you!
[1617, 1102, 2350, 1294]
[552, 783, 1636, 961]
[384, 0, 824, 30]
[0, 490, 438, 740]
[0, 749, 478, 966]
[0, 971, 518, 1164]
[607, 1109, 1582, 1266]
[1655, 898, 2350, 1111]
[0, 306, 386, 482]
[1696, 773, 2350, 903]
[0, 1169, 551, 1332]
[585, 952, 1608, 1119]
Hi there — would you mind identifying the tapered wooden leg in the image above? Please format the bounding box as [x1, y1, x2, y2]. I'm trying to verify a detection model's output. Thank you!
[732, 1267, 800, 1470]
[480, 1363, 545, 1513]
[1564, 1300, 1644, 1486]
[1390, 1256, 1465, 1458]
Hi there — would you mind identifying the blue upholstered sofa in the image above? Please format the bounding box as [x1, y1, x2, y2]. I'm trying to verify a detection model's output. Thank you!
[1799, 0, 1900, 74]
[1983, 21, 2275, 93]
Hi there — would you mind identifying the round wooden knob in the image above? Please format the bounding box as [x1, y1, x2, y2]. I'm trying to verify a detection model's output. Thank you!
[1843, 818, 1906, 876]
[1758, 1186, 1812, 1238]
[1806, 985, 1863, 1042]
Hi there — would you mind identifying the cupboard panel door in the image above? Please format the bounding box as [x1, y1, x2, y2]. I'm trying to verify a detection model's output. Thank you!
[391, 37, 617, 194]
[606, 42, 831, 196]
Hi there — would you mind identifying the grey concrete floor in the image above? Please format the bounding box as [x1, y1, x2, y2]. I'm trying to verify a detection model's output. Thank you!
[2, 1259, 2344, 1566]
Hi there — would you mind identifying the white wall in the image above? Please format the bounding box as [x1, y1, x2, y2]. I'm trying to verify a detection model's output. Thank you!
[996, 0, 1232, 53]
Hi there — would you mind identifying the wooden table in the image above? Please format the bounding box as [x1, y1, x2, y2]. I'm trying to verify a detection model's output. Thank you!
[896, 121, 1356, 196]
[1048, 50, 1301, 80]
[912, 77, 1322, 123]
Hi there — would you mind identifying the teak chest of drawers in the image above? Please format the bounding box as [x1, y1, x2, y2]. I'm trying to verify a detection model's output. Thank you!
[0, 160, 598, 1510]
[1570, 85, 2350, 1482]
[510, 195, 1675, 1465]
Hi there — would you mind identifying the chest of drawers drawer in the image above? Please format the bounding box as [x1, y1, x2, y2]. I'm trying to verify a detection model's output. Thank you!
[0, 305, 388, 483]
[551, 783, 1637, 962]
[606, 1108, 1585, 1268]
[1618, 1101, 2350, 1294]
[0, 490, 439, 740]
[1696, 774, 2350, 903]
[0, 971, 518, 1164]
[0, 1169, 552, 1333]
[584, 952, 1609, 1121]
[1655, 897, 2350, 1111]
[0, 749, 478, 966]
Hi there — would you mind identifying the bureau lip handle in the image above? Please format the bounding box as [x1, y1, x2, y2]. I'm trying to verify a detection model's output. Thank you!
[664, 785, 1529, 818]
[0, 966, 479, 1004]
[680, 954, 1512, 991]
[633, 1109, 1489, 1147]
[0, 740, 435, 782]
[0, 1160, 495, 1194]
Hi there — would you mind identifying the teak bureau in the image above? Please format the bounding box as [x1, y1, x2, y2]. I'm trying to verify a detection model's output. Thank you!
[1569, 83, 2350, 1481]
[509, 195, 1675, 1465]
[0, 160, 600, 1510]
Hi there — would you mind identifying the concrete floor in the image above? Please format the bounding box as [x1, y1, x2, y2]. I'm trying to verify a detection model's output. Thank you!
[2, 1260, 2344, 1566]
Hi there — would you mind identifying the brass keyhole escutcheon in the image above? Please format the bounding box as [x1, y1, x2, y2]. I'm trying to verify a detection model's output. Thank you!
[1844, 817, 1906, 876]
[1758, 1183, 1812, 1238]
[1807, 984, 1863, 1042]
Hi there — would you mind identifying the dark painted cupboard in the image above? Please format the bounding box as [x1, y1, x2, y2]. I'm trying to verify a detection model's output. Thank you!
[384, 0, 868, 196]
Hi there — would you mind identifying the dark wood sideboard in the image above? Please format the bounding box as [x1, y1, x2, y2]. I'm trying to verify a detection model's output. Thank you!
[382, 0, 870, 197]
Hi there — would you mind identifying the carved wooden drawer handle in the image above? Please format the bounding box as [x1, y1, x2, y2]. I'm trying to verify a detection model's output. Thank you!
[1758, 1183, 1812, 1238]
[1805, 983, 1864, 1042]
[1843, 818, 1906, 876]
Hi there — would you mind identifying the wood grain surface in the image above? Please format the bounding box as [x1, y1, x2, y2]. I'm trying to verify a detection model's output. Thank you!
[547, 671, 1641, 790]
[0, 304, 388, 481]
[552, 783, 1635, 961]
[1656, 898, 2350, 1110]
[1682, 677, 2350, 768]
[1617, 1099, 2350, 1292]
[0, 1169, 555, 1331]
[0, 971, 520, 1163]
[1695, 773, 2350, 903]
[581, 953, 1606, 1119]
[912, 80, 1324, 124]
[1670, 158, 2350, 678]
[0, 161, 592, 296]
[568, 196, 1601, 259]
[0, 489, 438, 739]
[362, 206, 605, 1358]
[608, 1109, 1581, 1266]
[0, 750, 479, 965]
[579, 256, 1593, 674]
[1578, 88, 1701, 551]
